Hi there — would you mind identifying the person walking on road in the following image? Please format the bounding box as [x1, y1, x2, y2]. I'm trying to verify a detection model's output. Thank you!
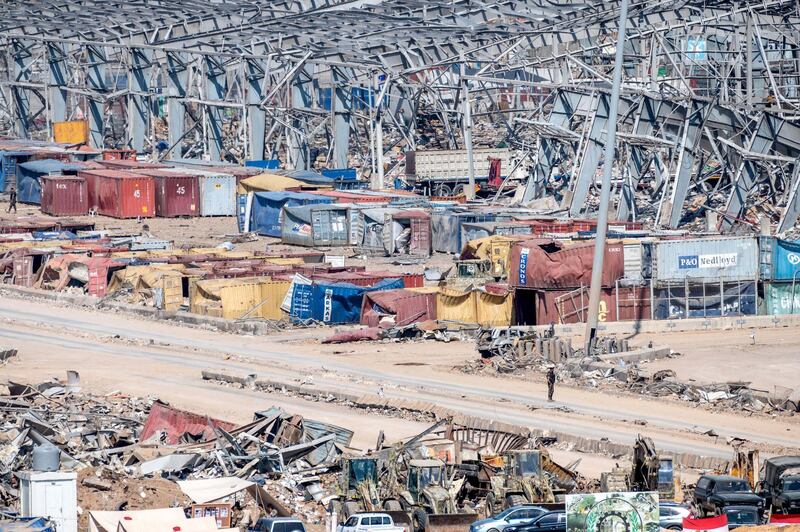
[6, 187, 16, 213]
[547, 366, 556, 401]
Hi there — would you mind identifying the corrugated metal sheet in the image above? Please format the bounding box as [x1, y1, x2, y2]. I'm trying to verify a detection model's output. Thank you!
[763, 281, 800, 315]
[40, 176, 88, 216]
[653, 236, 758, 283]
[623, 243, 643, 281]
[139, 401, 235, 445]
[303, 420, 354, 466]
[759, 237, 800, 281]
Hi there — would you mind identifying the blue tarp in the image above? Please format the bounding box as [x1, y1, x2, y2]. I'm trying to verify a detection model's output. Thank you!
[249, 191, 332, 237]
[16, 176, 41, 204]
[0, 516, 54, 531]
[18, 159, 84, 176]
[290, 278, 404, 324]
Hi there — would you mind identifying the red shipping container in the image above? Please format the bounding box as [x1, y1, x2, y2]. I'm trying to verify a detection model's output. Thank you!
[133, 170, 198, 217]
[101, 148, 136, 160]
[89, 171, 155, 218]
[509, 239, 625, 288]
[40, 175, 88, 216]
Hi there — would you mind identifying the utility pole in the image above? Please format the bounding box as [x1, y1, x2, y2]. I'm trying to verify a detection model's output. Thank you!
[461, 56, 476, 200]
[584, 0, 630, 354]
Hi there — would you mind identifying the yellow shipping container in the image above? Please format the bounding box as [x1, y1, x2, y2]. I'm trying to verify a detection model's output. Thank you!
[192, 276, 289, 320]
[53, 120, 88, 144]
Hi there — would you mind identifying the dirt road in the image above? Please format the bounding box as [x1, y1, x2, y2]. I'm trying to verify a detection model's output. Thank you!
[0, 295, 797, 463]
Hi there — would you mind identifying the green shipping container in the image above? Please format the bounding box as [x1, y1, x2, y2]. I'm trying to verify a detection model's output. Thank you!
[765, 282, 800, 315]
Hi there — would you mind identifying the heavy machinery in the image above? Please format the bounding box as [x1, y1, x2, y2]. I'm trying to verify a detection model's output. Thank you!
[397, 459, 474, 532]
[335, 457, 382, 519]
[334, 456, 410, 527]
[630, 435, 676, 500]
[484, 450, 555, 515]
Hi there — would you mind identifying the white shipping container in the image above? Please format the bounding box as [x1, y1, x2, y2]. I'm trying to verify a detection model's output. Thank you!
[652, 236, 758, 283]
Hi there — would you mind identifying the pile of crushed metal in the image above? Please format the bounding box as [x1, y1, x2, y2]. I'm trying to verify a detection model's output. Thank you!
[466, 328, 800, 415]
[0, 370, 595, 531]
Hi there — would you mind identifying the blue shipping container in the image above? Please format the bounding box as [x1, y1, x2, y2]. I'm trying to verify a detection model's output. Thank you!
[759, 236, 800, 281]
[290, 278, 404, 324]
[0, 151, 32, 192]
[322, 168, 357, 181]
[245, 159, 281, 170]
[249, 191, 332, 237]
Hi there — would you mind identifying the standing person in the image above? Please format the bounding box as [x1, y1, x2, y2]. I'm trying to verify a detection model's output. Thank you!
[6, 186, 16, 213]
[546, 366, 556, 402]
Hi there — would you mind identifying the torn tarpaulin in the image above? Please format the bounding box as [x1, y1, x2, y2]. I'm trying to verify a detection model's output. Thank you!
[322, 327, 383, 343]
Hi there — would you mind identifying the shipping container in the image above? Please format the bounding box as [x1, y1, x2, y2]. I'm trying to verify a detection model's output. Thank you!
[431, 211, 495, 254]
[247, 191, 333, 236]
[290, 278, 404, 324]
[651, 236, 758, 283]
[762, 281, 800, 315]
[652, 280, 756, 319]
[40, 175, 88, 216]
[510, 239, 625, 288]
[82, 170, 155, 218]
[16, 159, 88, 205]
[361, 288, 437, 327]
[383, 210, 431, 257]
[460, 221, 532, 247]
[0, 150, 32, 192]
[133, 169, 199, 218]
[101, 148, 136, 160]
[281, 204, 350, 247]
[196, 171, 236, 216]
[515, 284, 651, 325]
[758, 236, 800, 281]
[408, 147, 512, 180]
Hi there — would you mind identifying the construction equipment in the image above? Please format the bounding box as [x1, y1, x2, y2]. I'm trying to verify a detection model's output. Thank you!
[335, 457, 383, 519]
[730, 441, 760, 490]
[630, 435, 675, 500]
[397, 459, 474, 532]
[484, 450, 555, 515]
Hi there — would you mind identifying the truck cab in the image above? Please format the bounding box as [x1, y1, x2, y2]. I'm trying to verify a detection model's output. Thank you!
[759, 456, 800, 514]
[693, 475, 765, 517]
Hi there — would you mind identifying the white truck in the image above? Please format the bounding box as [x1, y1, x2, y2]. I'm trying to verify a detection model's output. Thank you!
[337, 513, 407, 532]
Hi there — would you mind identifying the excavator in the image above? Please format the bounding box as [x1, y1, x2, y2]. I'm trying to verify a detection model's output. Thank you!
[484, 450, 556, 514]
[630, 435, 676, 500]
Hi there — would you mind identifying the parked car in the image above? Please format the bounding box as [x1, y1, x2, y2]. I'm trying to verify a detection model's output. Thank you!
[724, 506, 761, 529]
[249, 517, 307, 532]
[470, 505, 549, 532]
[502, 511, 567, 532]
[337, 513, 406, 532]
[693, 475, 765, 517]
[659, 502, 692, 530]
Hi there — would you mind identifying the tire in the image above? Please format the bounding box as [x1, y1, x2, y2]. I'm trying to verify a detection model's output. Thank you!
[384, 500, 403, 511]
[667, 526, 682, 530]
[506, 495, 527, 508]
[433, 183, 452, 197]
[412, 508, 429, 532]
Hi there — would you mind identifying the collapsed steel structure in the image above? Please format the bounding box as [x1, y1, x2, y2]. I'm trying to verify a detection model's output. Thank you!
[1, 0, 800, 232]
